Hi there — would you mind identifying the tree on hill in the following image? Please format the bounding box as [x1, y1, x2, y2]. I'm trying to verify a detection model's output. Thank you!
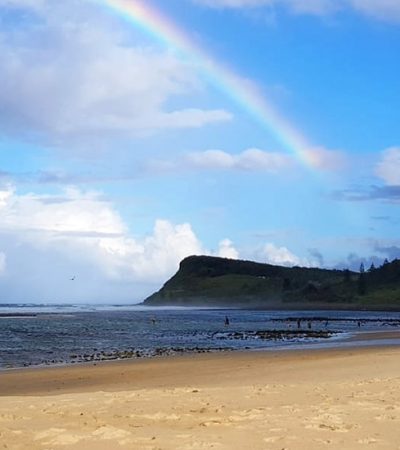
[358, 262, 366, 295]
[343, 269, 351, 283]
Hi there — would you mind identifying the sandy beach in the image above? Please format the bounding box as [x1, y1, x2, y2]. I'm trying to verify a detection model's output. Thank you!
[1, 345, 400, 449]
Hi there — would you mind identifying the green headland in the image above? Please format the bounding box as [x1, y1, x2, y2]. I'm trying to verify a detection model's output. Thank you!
[143, 255, 400, 310]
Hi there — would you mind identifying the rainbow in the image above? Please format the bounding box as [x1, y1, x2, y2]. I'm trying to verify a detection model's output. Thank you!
[101, 0, 318, 167]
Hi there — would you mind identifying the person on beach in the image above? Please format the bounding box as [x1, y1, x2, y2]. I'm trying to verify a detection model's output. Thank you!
[224, 316, 230, 326]
[297, 319, 301, 329]
[308, 321, 312, 329]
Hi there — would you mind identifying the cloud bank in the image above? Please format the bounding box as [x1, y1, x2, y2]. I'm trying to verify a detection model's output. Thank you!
[261, 243, 319, 267]
[0, 1, 231, 146]
[375, 147, 400, 186]
[147, 146, 345, 176]
[333, 146, 400, 203]
[192, 0, 400, 22]
[0, 186, 242, 301]
[186, 148, 291, 171]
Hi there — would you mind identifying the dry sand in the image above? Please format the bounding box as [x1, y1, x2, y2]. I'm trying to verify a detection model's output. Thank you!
[0, 346, 400, 449]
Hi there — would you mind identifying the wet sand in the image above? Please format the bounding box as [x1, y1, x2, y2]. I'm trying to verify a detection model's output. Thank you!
[1, 343, 400, 449]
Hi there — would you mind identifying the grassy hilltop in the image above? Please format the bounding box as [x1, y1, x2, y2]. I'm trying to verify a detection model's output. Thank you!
[143, 255, 400, 310]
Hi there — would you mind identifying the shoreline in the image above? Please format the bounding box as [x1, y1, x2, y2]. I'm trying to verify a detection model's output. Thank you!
[1, 334, 400, 396]
[1, 328, 399, 376]
[141, 303, 400, 312]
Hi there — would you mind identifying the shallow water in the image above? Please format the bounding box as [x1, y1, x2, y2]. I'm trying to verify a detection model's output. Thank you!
[1, 304, 400, 369]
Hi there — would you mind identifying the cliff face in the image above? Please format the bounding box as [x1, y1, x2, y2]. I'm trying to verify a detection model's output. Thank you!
[143, 255, 400, 310]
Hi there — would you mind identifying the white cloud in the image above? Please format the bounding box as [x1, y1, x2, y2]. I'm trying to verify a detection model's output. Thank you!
[188, 148, 291, 171]
[0, 188, 12, 208]
[217, 239, 239, 259]
[0, 252, 6, 275]
[147, 109, 232, 130]
[0, 186, 125, 236]
[186, 150, 235, 169]
[0, 185, 240, 301]
[350, 0, 400, 22]
[285, 0, 338, 15]
[193, 0, 273, 6]
[122, 220, 206, 282]
[0, 186, 204, 282]
[375, 147, 400, 186]
[263, 242, 303, 266]
[147, 146, 345, 175]
[0, 1, 231, 144]
[260, 242, 317, 267]
[0, 0, 44, 8]
[192, 0, 337, 14]
[193, 0, 400, 21]
[148, 148, 292, 174]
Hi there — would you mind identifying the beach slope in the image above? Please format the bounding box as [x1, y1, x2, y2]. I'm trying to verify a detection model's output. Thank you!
[1, 347, 399, 449]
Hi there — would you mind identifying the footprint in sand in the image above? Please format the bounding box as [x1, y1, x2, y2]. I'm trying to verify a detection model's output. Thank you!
[34, 428, 84, 446]
[375, 413, 398, 421]
[199, 420, 223, 427]
[34, 428, 67, 441]
[130, 412, 182, 421]
[314, 438, 332, 445]
[92, 425, 132, 440]
[357, 437, 381, 445]
[229, 408, 268, 421]
[0, 414, 18, 421]
[305, 413, 356, 433]
[183, 441, 223, 449]
[263, 436, 283, 443]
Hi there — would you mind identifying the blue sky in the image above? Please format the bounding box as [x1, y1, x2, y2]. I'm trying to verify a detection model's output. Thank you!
[0, 0, 399, 302]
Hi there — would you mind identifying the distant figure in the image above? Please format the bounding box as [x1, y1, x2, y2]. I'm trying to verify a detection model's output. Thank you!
[307, 321, 312, 330]
[224, 316, 230, 326]
[357, 321, 361, 328]
[297, 319, 301, 329]
[325, 320, 329, 328]
[151, 317, 156, 325]
[70, 276, 76, 281]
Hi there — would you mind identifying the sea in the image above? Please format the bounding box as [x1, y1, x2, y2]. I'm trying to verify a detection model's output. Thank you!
[1, 304, 400, 370]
